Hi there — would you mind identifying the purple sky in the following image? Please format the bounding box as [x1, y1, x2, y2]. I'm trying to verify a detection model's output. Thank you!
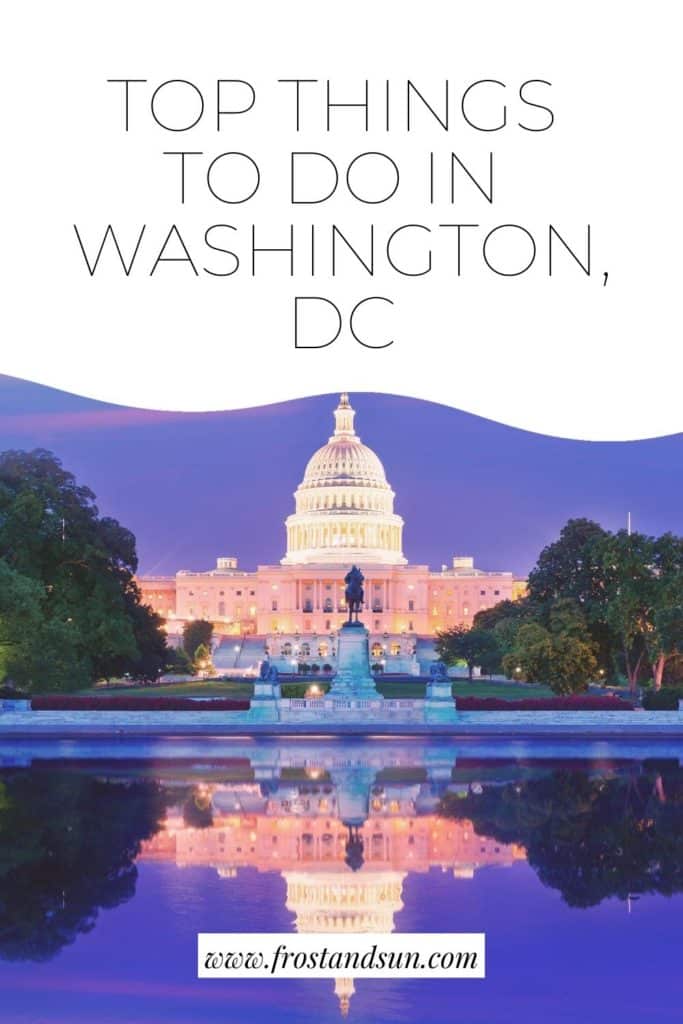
[0, 375, 681, 577]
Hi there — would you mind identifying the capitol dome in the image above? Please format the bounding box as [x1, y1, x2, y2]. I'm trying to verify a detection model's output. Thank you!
[282, 394, 406, 565]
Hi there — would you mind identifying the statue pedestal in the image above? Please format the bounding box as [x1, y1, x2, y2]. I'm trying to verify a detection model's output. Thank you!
[248, 677, 280, 722]
[424, 676, 458, 723]
[328, 623, 380, 701]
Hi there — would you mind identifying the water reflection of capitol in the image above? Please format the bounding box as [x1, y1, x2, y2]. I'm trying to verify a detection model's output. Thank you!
[141, 761, 524, 1016]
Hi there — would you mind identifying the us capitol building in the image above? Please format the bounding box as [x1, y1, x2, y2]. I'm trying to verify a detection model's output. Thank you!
[139, 394, 525, 673]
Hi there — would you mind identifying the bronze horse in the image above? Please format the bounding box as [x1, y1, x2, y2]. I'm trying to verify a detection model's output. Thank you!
[344, 565, 365, 623]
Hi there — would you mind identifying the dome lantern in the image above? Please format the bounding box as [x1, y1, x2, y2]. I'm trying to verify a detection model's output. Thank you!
[333, 392, 356, 437]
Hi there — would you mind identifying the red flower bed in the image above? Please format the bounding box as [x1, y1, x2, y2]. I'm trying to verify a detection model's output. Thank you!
[31, 696, 250, 712]
[456, 695, 634, 711]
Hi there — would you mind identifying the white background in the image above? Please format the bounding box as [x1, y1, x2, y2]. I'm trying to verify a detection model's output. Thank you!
[1, 1, 681, 440]
[197, 932, 485, 978]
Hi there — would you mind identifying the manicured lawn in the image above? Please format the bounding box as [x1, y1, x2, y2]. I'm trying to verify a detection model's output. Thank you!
[452, 679, 556, 700]
[380, 680, 556, 699]
[77, 680, 254, 700]
[75, 677, 556, 701]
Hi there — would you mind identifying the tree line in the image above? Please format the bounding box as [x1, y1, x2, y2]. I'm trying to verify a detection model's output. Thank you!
[0, 449, 175, 692]
[436, 518, 683, 694]
[440, 760, 683, 907]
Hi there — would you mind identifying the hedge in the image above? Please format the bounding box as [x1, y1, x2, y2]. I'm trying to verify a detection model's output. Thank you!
[31, 695, 250, 711]
[642, 688, 682, 711]
[456, 695, 635, 711]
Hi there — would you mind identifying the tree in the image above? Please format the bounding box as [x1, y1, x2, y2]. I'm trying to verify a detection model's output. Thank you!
[502, 622, 553, 684]
[503, 600, 598, 694]
[473, 598, 532, 632]
[0, 558, 91, 691]
[647, 534, 683, 690]
[165, 645, 194, 675]
[527, 518, 614, 673]
[440, 763, 683, 908]
[600, 530, 683, 692]
[0, 768, 173, 961]
[182, 619, 213, 659]
[436, 625, 501, 680]
[193, 642, 213, 673]
[0, 449, 168, 691]
[651, 607, 683, 690]
[601, 530, 657, 692]
[123, 597, 169, 682]
[474, 599, 534, 666]
[0, 559, 44, 683]
[527, 518, 610, 609]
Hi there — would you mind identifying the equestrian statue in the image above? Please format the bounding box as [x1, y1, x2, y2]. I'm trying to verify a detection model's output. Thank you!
[344, 565, 365, 624]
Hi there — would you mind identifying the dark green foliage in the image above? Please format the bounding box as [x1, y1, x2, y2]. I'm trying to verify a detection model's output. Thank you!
[435, 625, 501, 679]
[165, 645, 194, 675]
[182, 619, 213, 658]
[642, 687, 682, 710]
[440, 763, 683, 907]
[0, 769, 173, 961]
[483, 517, 683, 694]
[0, 450, 168, 691]
[502, 600, 598, 694]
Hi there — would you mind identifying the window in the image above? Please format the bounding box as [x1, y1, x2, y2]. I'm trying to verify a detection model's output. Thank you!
[325, 619, 331, 631]
[390, 642, 401, 656]
[271, 599, 278, 612]
[374, 619, 380, 630]
[408, 621, 414, 631]
[303, 600, 313, 613]
[408, 599, 414, 611]
[282, 642, 292, 656]
[494, 590, 500, 596]
[301, 643, 310, 657]
[318, 641, 328, 657]
[218, 601, 225, 617]
[371, 642, 383, 657]
[480, 590, 486, 596]
[236, 589, 243, 596]
[463, 605, 469, 616]
[323, 598, 333, 612]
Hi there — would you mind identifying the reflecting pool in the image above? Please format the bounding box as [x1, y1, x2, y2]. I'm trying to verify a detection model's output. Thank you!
[0, 740, 681, 1023]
